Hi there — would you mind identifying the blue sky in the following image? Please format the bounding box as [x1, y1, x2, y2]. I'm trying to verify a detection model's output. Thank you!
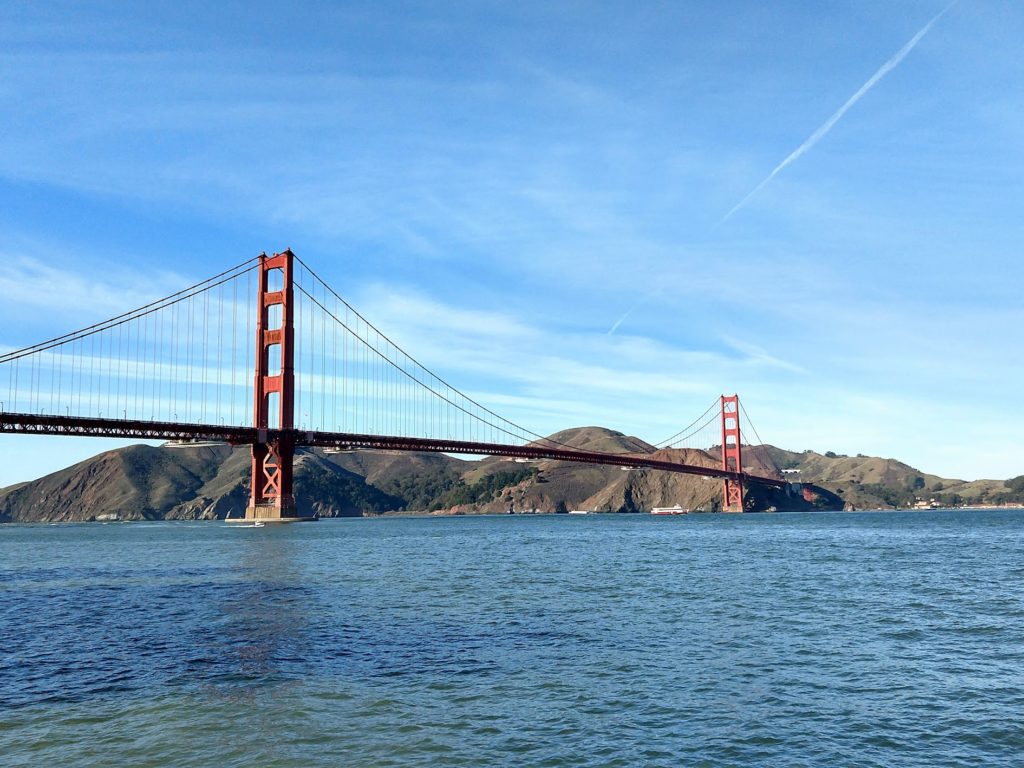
[1, 0, 1021, 484]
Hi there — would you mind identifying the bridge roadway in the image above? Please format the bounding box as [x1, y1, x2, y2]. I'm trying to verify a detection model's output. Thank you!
[0, 411, 787, 490]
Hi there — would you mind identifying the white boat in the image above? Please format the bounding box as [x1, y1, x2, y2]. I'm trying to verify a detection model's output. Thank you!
[651, 505, 688, 515]
[568, 510, 591, 515]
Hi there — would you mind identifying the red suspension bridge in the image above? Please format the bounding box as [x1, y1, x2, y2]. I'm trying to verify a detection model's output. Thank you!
[0, 250, 787, 521]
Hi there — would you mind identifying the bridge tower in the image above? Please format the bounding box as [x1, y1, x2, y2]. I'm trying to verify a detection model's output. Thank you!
[720, 394, 744, 512]
[243, 249, 306, 522]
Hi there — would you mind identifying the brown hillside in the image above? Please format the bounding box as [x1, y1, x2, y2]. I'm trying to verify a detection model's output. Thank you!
[534, 426, 656, 455]
[0, 444, 233, 522]
[1, 428, 1010, 522]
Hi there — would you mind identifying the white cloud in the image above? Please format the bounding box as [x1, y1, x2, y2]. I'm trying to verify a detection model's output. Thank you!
[0, 252, 190, 321]
[0, 1, 1018, 486]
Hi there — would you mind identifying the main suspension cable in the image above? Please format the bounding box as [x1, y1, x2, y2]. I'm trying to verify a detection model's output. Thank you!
[292, 272, 589, 453]
[0, 257, 260, 364]
[656, 398, 719, 448]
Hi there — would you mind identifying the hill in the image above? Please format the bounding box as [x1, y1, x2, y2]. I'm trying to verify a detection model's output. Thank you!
[2, 427, 1016, 522]
[0, 443, 406, 523]
[761, 446, 1022, 509]
[532, 426, 657, 454]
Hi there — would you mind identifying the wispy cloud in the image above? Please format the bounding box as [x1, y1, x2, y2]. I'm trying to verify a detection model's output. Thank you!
[343, 284, 800, 426]
[719, 1, 959, 225]
[719, 336, 807, 374]
[0, 253, 188, 320]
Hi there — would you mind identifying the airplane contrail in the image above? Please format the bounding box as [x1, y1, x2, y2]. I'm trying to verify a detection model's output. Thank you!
[719, 1, 958, 225]
[607, 301, 641, 336]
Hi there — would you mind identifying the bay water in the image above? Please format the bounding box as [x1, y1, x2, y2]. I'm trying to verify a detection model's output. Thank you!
[2, 510, 1023, 766]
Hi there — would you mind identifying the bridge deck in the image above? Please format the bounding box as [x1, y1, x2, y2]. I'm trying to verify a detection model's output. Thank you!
[0, 412, 786, 489]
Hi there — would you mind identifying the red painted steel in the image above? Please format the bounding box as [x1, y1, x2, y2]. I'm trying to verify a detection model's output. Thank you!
[248, 250, 298, 518]
[0, 241, 781, 517]
[0, 412, 257, 443]
[720, 394, 744, 511]
[0, 412, 787, 490]
[302, 429, 785, 488]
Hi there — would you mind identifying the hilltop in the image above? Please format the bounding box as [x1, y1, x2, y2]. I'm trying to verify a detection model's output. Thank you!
[761, 446, 1022, 509]
[0, 427, 1019, 523]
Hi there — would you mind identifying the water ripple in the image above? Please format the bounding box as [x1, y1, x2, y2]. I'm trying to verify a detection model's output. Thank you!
[2, 510, 1024, 766]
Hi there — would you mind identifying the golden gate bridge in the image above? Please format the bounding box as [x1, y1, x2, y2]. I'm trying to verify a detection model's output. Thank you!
[0, 250, 787, 521]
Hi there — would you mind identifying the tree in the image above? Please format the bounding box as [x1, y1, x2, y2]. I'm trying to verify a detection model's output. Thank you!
[1005, 475, 1024, 493]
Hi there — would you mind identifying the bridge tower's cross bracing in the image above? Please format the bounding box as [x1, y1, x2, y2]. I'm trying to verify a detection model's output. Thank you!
[720, 394, 744, 512]
[246, 249, 302, 521]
